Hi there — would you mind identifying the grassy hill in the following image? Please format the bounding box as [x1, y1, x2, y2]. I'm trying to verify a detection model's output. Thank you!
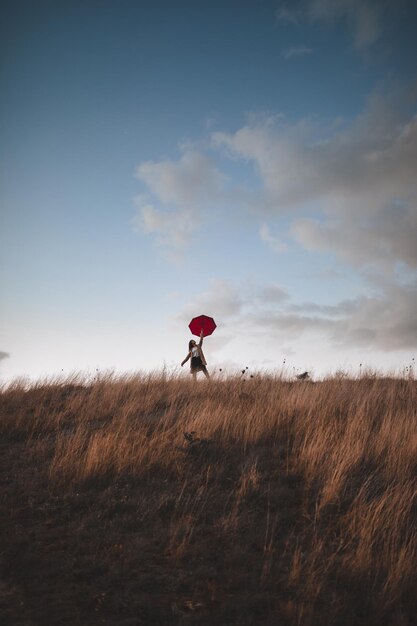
[1, 373, 416, 625]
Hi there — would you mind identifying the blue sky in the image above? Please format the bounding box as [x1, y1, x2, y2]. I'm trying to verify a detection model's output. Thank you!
[1, 0, 416, 380]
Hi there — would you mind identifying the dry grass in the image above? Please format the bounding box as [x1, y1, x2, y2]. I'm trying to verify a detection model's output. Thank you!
[1, 371, 416, 625]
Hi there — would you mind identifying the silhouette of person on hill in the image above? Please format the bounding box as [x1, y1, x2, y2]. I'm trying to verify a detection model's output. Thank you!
[181, 329, 210, 380]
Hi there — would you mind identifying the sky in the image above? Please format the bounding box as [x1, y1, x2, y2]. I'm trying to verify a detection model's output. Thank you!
[1, 0, 416, 381]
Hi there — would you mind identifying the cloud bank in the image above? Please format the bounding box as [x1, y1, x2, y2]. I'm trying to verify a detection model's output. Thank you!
[212, 91, 417, 272]
[178, 276, 417, 354]
[134, 87, 417, 354]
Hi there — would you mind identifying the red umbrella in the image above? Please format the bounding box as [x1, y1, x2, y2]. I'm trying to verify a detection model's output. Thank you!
[189, 315, 216, 337]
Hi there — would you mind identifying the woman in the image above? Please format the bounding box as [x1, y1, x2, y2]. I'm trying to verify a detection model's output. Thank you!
[181, 329, 210, 380]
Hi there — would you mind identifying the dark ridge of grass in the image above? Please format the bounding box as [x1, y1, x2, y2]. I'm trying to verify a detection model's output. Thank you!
[0, 374, 416, 626]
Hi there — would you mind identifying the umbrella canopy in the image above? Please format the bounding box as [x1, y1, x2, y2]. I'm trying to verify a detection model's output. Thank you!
[189, 315, 216, 337]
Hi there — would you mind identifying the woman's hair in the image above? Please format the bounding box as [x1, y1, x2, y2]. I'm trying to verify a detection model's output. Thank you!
[189, 340, 196, 351]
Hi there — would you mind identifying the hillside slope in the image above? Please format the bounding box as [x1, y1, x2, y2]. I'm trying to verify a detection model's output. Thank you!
[1, 374, 416, 625]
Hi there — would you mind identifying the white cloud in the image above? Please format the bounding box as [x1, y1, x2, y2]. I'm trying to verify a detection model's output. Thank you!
[259, 284, 290, 304]
[133, 149, 226, 257]
[135, 150, 224, 209]
[282, 46, 313, 59]
[253, 277, 417, 352]
[178, 275, 417, 355]
[276, 5, 302, 25]
[212, 91, 417, 272]
[132, 199, 200, 261]
[259, 223, 288, 253]
[177, 279, 244, 323]
[304, 268, 347, 280]
[212, 117, 325, 212]
[212, 89, 417, 353]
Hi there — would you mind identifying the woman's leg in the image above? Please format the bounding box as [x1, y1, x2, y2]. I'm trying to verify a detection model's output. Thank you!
[202, 366, 210, 379]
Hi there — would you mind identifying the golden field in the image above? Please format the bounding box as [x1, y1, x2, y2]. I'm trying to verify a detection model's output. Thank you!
[1, 372, 416, 625]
